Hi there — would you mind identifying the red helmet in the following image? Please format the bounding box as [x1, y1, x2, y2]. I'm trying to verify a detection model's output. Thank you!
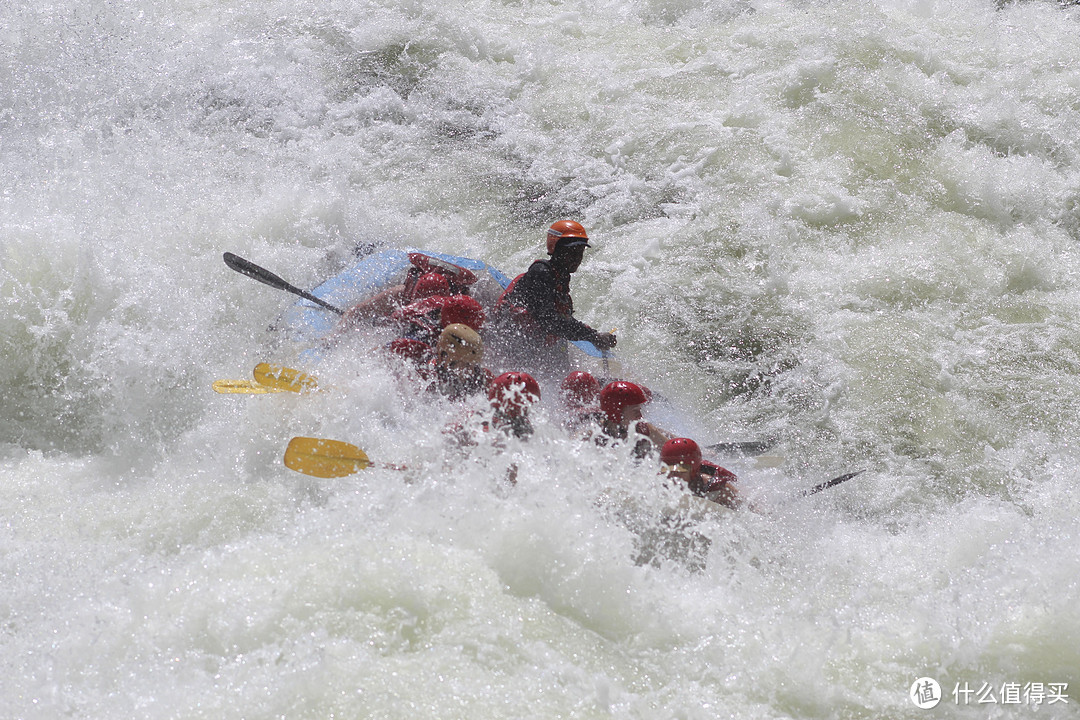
[489, 372, 541, 417]
[561, 371, 600, 408]
[660, 438, 702, 475]
[439, 295, 485, 331]
[546, 220, 590, 255]
[598, 380, 648, 425]
[410, 272, 451, 300]
[407, 253, 478, 293]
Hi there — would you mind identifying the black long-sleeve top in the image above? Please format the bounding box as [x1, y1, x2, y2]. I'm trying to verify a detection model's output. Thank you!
[498, 259, 600, 343]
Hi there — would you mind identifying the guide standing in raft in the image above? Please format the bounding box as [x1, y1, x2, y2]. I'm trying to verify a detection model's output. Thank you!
[494, 220, 618, 379]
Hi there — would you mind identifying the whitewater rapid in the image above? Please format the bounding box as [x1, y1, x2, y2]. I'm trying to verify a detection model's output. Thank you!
[3, 0, 1079, 718]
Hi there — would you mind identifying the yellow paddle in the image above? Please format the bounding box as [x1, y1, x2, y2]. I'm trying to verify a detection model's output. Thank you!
[253, 362, 319, 393]
[212, 379, 286, 394]
[283, 436, 408, 478]
[284, 437, 371, 478]
[211, 363, 318, 394]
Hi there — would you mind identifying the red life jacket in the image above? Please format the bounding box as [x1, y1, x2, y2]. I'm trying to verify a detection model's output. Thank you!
[390, 296, 449, 341]
[386, 338, 434, 368]
[690, 461, 738, 507]
[701, 461, 737, 485]
[495, 272, 532, 322]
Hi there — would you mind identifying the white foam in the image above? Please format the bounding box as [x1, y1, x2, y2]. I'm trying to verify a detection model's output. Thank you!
[3, 0, 1079, 716]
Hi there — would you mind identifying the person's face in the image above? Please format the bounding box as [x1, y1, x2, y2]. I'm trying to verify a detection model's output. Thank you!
[555, 244, 586, 272]
[621, 403, 643, 425]
[440, 350, 473, 371]
[664, 463, 693, 483]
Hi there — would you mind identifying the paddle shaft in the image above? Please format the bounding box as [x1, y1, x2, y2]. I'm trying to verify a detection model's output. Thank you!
[212, 379, 285, 394]
[798, 471, 864, 498]
[601, 327, 616, 375]
[223, 252, 344, 315]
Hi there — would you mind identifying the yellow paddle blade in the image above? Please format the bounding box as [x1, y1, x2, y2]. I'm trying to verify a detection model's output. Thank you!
[212, 379, 285, 394]
[253, 362, 319, 393]
[284, 437, 370, 478]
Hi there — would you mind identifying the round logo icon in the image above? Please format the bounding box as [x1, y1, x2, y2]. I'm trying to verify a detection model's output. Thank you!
[910, 677, 942, 709]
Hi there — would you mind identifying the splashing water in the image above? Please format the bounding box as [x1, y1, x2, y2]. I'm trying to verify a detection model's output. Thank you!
[3, 0, 1079, 717]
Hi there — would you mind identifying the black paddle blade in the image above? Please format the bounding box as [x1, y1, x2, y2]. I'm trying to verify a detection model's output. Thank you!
[223, 252, 292, 291]
[799, 470, 864, 497]
[223, 252, 344, 315]
[706, 439, 775, 455]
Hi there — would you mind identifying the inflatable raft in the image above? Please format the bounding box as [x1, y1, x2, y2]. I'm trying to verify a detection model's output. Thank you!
[275, 247, 608, 359]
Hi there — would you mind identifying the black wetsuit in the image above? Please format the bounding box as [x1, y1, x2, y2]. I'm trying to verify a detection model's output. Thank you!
[497, 259, 602, 345]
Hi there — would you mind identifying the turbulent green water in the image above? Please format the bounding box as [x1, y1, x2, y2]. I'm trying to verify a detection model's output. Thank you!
[2, 0, 1078, 718]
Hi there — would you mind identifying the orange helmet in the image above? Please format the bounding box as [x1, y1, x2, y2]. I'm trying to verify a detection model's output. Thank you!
[598, 381, 648, 425]
[546, 220, 590, 255]
[489, 372, 541, 417]
[410, 272, 451, 300]
[660, 438, 702, 476]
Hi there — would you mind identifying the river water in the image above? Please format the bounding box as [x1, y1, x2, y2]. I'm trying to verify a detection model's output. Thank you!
[3, 0, 1079, 718]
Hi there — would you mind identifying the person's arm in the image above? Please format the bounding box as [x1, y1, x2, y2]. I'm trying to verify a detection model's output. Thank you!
[339, 284, 408, 329]
[707, 482, 740, 510]
[635, 421, 673, 448]
[628, 421, 671, 459]
[700, 462, 741, 509]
